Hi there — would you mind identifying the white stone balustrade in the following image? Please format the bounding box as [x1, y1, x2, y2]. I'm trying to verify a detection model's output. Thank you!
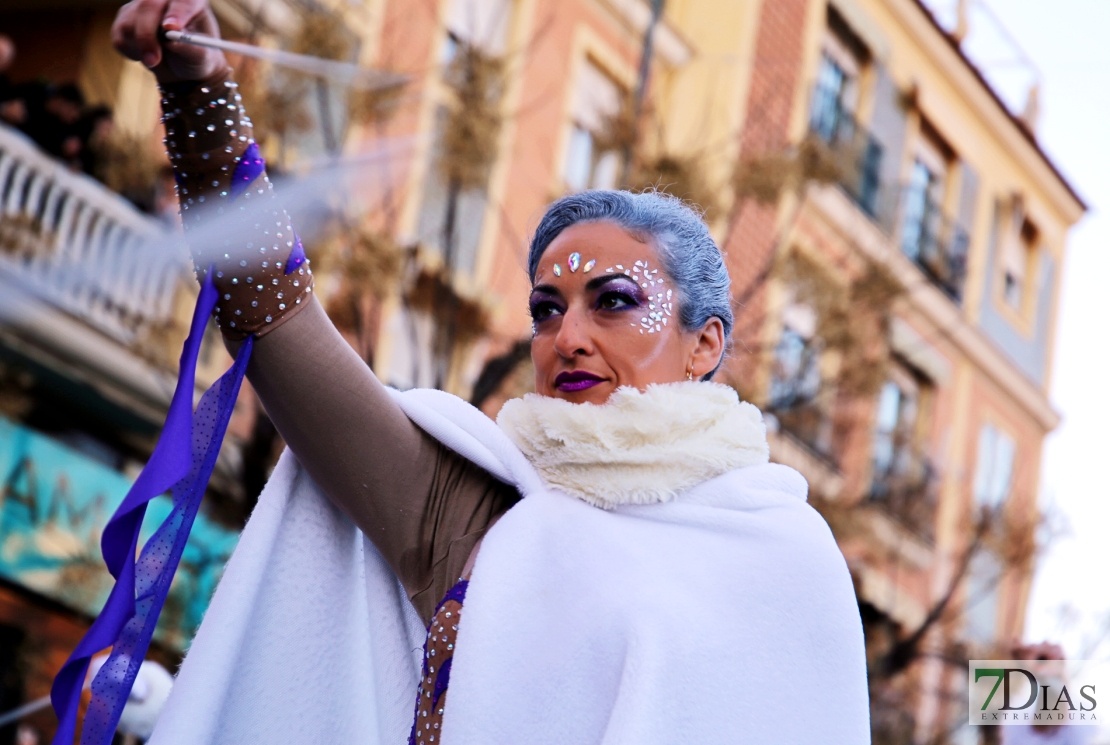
[0, 122, 191, 347]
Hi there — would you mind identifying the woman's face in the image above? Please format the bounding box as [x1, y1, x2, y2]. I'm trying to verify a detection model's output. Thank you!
[529, 220, 723, 405]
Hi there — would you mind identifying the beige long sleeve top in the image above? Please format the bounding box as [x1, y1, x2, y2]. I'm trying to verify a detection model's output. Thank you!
[162, 69, 518, 624]
[246, 301, 519, 622]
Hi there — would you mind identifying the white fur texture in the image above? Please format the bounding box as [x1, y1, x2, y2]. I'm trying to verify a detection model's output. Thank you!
[149, 387, 870, 744]
[497, 381, 770, 509]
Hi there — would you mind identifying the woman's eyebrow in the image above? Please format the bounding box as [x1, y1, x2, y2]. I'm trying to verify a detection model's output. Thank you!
[585, 273, 638, 291]
[530, 284, 560, 297]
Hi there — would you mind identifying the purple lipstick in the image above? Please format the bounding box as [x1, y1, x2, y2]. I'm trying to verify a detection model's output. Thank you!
[554, 371, 605, 392]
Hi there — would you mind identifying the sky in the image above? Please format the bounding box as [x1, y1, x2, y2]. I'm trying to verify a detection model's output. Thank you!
[938, 0, 1110, 661]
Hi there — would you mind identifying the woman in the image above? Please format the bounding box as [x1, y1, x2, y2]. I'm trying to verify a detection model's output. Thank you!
[102, 1, 871, 742]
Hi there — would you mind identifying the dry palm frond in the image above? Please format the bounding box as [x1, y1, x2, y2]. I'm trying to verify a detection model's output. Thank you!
[405, 265, 492, 347]
[133, 312, 188, 370]
[630, 152, 722, 222]
[731, 151, 797, 205]
[347, 83, 405, 126]
[594, 90, 640, 157]
[92, 130, 161, 206]
[438, 45, 505, 189]
[342, 228, 405, 300]
[237, 61, 311, 151]
[796, 136, 851, 185]
[313, 218, 406, 314]
[732, 135, 859, 206]
[290, 7, 354, 62]
[775, 252, 903, 399]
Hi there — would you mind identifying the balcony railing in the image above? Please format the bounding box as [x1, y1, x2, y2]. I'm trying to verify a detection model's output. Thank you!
[807, 82, 886, 222]
[0, 123, 189, 347]
[898, 187, 969, 302]
[868, 445, 940, 543]
[766, 337, 836, 463]
[807, 85, 973, 305]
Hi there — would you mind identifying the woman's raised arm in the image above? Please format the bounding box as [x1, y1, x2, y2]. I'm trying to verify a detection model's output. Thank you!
[112, 0, 518, 622]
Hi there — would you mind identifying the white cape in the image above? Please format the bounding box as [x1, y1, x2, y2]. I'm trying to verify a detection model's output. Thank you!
[150, 388, 870, 744]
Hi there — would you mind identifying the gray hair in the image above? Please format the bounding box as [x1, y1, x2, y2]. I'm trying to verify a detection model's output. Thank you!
[528, 190, 733, 379]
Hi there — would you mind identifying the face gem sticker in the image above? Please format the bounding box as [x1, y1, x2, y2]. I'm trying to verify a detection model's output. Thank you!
[568, 252, 581, 272]
[610, 259, 673, 334]
[553, 263, 562, 277]
[583, 259, 596, 273]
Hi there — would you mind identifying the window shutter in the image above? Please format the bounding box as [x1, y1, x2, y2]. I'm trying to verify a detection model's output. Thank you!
[868, 63, 907, 230]
[957, 162, 979, 235]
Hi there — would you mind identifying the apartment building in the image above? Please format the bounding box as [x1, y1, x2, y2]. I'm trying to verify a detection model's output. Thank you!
[0, 0, 1082, 741]
[691, 0, 1084, 741]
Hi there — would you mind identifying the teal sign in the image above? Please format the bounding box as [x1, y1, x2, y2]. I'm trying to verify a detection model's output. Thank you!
[0, 415, 239, 650]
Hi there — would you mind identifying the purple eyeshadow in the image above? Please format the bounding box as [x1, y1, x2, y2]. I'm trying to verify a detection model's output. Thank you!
[597, 277, 647, 305]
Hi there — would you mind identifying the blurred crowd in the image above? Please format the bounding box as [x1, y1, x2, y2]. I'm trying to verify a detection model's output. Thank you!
[0, 34, 116, 180]
[0, 32, 174, 220]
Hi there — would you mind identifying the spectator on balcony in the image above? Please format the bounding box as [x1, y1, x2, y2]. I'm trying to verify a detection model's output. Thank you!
[28, 82, 85, 168]
[0, 34, 28, 130]
[0, 34, 14, 92]
[78, 104, 114, 178]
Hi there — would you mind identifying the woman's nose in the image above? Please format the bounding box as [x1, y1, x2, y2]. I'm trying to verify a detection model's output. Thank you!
[552, 307, 592, 359]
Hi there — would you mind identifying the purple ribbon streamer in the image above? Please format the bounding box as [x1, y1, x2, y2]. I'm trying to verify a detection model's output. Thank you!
[49, 276, 253, 745]
[51, 140, 276, 745]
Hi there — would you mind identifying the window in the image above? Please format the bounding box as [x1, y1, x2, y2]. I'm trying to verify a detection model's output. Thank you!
[872, 379, 918, 484]
[808, 11, 881, 216]
[414, 106, 491, 275]
[900, 130, 949, 262]
[964, 549, 1003, 645]
[972, 424, 1015, 508]
[869, 363, 937, 534]
[563, 60, 623, 192]
[414, 0, 514, 275]
[443, 0, 512, 58]
[769, 301, 821, 410]
[810, 24, 863, 145]
[1001, 200, 1038, 311]
[899, 124, 969, 300]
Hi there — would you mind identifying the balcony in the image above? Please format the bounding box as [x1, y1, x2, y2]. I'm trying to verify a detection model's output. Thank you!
[806, 82, 886, 222]
[898, 187, 969, 302]
[0, 123, 196, 421]
[0, 123, 189, 349]
[868, 444, 940, 543]
[766, 333, 837, 465]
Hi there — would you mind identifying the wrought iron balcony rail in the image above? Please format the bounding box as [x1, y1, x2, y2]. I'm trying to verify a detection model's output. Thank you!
[0, 123, 189, 347]
[807, 84, 972, 304]
[806, 82, 887, 222]
[868, 442, 940, 542]
[897, 187, 970, 302]
[766, 362, 836, 464]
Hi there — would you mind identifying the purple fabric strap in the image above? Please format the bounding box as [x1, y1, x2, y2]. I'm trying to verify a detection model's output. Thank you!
[49, 275, 252, 745]
[51, 147, 271, 744]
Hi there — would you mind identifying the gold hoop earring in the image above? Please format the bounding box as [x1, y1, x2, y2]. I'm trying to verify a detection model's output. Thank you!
[686, 367, 694, 381]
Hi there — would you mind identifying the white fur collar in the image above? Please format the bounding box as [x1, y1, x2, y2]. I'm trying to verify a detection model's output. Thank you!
[496, 381, 769, 509]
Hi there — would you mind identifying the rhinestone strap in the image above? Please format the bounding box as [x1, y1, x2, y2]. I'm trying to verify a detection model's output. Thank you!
[410, 578, 469, 744]
[160, 67, 313, 339]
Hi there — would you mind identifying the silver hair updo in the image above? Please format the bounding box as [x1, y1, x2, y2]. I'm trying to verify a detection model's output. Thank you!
[527, 190, 733, 379]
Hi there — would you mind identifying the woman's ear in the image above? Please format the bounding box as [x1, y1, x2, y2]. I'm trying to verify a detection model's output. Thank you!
[690, 317, 725, 379]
